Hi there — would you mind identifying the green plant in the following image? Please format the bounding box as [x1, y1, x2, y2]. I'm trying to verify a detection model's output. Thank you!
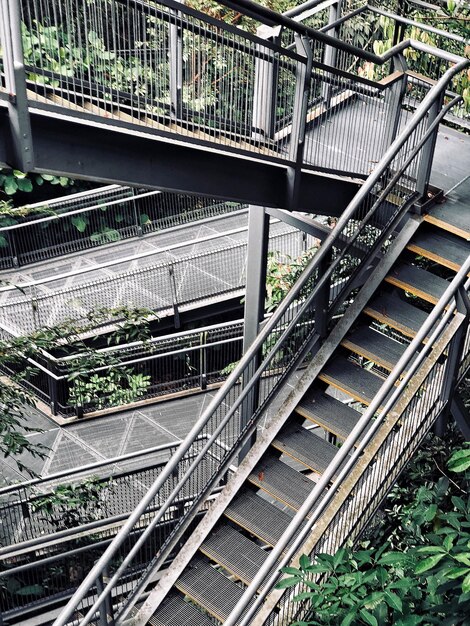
[279, 439, 470, 626]
[265, 248, 318, 313]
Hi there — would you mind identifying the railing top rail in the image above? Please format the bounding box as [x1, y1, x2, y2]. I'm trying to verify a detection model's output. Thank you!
[52, 56, 469, 626]
[0, 440, 180, 497]
[11, 184, 129, 212]
[0, 189, 160, 232]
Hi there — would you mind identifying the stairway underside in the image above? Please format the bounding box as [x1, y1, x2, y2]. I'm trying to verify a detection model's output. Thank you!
[0, 100, 360, 213]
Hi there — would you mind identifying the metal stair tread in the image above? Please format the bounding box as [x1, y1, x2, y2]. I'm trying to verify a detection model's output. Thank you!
[272, 425, 341, 476]
[296, 390, 363, 442]
[341, 325, 409, 372]
[385, 263, 449, 304]
[175, 557, 254, 622]
[407, 226, 470, 272]
[200, 524, 269, 586]
[363, 292, 430, 339]
[424, 203, 470, 240]
[319, 356, 388, 406]
[150, 592, 215, 626]
[248, 454, 317, 512]
[224, 490, 297, 548]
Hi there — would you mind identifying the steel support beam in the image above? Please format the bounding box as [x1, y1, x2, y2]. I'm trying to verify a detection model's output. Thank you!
[0, 105, 360, 210]
[239, 206, 270, 462]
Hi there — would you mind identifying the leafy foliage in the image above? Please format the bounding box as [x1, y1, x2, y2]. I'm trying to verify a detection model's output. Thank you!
[265, 248, 318, 313]
[280, 437, 470, 625]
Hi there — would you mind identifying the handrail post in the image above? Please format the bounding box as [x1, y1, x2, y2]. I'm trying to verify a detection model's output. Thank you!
[239, 205, 270, 463]
[48, 363, 59, 416]
[253, 25, 280, 141]
[322, 0, 342, 106]
[415, 91, 445, 203]
[169, 0, 184, 123]
[286, 35, 313, 210]
[95, 567, 115, 626]
[381, 54, 408, 153]
[0, 0, 34, 172]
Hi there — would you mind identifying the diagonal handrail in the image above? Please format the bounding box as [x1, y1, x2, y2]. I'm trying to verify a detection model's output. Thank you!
[52, 53, 469, 626]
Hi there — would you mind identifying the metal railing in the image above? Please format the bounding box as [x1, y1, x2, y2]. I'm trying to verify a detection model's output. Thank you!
[0, 184, 244, 269]
[1, 0, 467, 186]
[0, 217, 306, 336]
[51, 49, 469, 626]
[230, 253, 470, 626]
[0, 438, 222, 619]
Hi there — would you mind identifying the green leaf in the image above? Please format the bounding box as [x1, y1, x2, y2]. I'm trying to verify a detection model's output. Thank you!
[299, 554, 310, 570]
[281, 567, 301, 575]
[448, 448, 470, 473]
[444, 567, 470, 580]
[359, 609, 378, 626]
[454, 554, 470, 567]
[424, 503, 438, 522]
[276, 577, 300, 589]
[16, 177, 33, 192]
[416, 546, 446, 554]
[71, 216, 88, 233]
[341, 611, 357, 626]
[463, 572, 470, 594]
[385, 591, 403, 613]
[378, 552, 410, 566]
[415, 553, 446, 574]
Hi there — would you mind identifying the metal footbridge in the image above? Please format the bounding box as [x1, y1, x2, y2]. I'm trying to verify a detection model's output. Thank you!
[0, 0, 469, 625]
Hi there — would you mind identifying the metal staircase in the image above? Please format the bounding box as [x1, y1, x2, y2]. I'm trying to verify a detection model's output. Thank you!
[140, 193, 470, 626]
[0, 1, 469, 625]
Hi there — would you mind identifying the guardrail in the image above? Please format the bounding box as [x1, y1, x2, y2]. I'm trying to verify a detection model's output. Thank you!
[0, 185, 243, 269]
[51, 45, 469, 626]
[231, 253, 470, 626]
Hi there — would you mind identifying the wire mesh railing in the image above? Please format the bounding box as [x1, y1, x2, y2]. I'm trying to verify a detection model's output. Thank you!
[50, 51, 470, 626]
[0, 438, 220, 619]
[0, 220, 307, 336]
[0, 185, 244, 269]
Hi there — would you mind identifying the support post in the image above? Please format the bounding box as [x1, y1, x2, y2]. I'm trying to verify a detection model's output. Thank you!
[286, 35, 313, 211]
[434, 287, 470, 437]
[252, 25, 280, 141]
[48, 364, 59, 416]
[415, 92, 445, 203]
[95, 568, 115, 626]
[239, 206, 270, 463]
[321, 1, 342, 107]
[0, 0, 34, 171]
[381, 55, 408, 153]
[169, 1, 184, 123]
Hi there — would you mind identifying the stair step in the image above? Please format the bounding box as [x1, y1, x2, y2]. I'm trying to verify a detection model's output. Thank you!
[200, 524, 269, 586]
[319, 356, 388, 406]
[150, 592, 215, 626]
[272, 425, 340, 475]
[341, 325, 409, 371]
[224, 490, 296, 549]
[175, 557, 254, 623]
[296, 390, 363, 442]
[363, 292, 430, 339]
[407, 226, 469, 273]
[424, 203, 470, 240]
[385, 263, 449, 304]
[248, 455, 316, 512]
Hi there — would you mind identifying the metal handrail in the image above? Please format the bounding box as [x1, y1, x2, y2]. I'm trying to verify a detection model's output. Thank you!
[224, 258, 470, 626]
[52, 53, 469, 626]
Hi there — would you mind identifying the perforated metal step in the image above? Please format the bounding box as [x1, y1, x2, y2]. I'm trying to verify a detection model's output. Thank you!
[296, 389, 363, 442]
[341, 325, 411, 372]
[200, 524, 269, 586]
[150, 592, 216, 626]
[272, 425, 340, 476]
[224, 490, 296, 548]
[364, 292, 430, 339]
[175, 557, 254, 623]
[319, 356, 388, 406]
[385, 263, 449, 305]
[248, 455, 316, 512]
[407, 225, 470, 272]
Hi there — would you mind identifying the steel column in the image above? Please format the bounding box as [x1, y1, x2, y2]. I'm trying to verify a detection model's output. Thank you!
[239, 205, 270, 463]
[286, 35, 313, 210]
[253, 26, 280, 140]
[321, 1, 341, 107]
[169, 1, 184, 122]
[416, 91, 445, 201]
[381, 55, 408, 153]
[0, 0, 34, 171]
